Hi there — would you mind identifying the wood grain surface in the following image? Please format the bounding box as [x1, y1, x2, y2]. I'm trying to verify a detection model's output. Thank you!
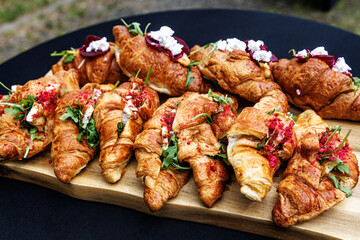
[0, 108, 359, 240]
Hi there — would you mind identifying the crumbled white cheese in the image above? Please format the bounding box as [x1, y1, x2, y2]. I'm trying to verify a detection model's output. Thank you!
[252, 50, 272, 62]
[247, 40, 264, 52]
[148, 26, 183, 56]
[86, 37, 110, 52]
[295, 49, 308, 58]
[45, 83, 59, 92]
[26, 102, 41, 123]
[11, 85, 18, 93]
[296, 89, 301, 95]
[82, 105, 94, 129]
[216, 38, 246, 52]
[310, 46, 328, 56]
[122, 104, 132, 125]
[121, 84, 140, 125]
[161, 126, 169, 150]
[92, 88, 102, 101]
[332, 57, 351, 73]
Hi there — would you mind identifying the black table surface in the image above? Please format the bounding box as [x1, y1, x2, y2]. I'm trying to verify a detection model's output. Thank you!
[0, 9, 359, 240]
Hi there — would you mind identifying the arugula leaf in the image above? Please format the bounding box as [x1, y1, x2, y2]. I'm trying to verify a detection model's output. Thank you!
[59, 102, 99, 148]
[350, 76, 360, 96]
[51, 48, 76, 63]
[208, 89, 234, 105]
[161, 135, 190, 172]
[185, 70, 194, 87]
[117, 122, 125, 138]
[188, 42, 217, 57]
[327, 174, 339, 188]
[121, 18, 146, 36]
[265, 108, 277, 115]
[288, 49, 296, 56]
[4, 107, 20, 116]
[217, 142, 230, 166]
[191, 113, 213, 125]
[339, 183, 352, 197]
[0, 81, 12, 94]
[185, 61, 201, 87]
[333, 162, 351, 177]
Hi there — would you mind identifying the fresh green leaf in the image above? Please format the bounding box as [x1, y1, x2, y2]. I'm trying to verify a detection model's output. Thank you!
[117, 122, 125, 137]
[185, 70, 194, 87]
[4, 107, 20, 116]
[288, 49, 296, 56]
[64, 54, 75, 63]
[112, 81, 120, 90]
[121, 18, 145, 36]
[339, 183, 352, 198]
[51, 49, 76, 63]
[175, 102, 180, 107]
[286, 112, 297, 121]
[144, 66, 152, 86]
[160, 135, 190, 172]
[191, 113, 213, 125]
[257, 141, 264, 151]
[59, 104, 81, 123]
[333, 162, 351, 177]
[350, 76, 360, 96]
[219, 133, 227, 140]
[0, 81, 12, 93]
[208, 89, 234, 105]
[265, 108, 277, 115]
[327, 174, 339, 188]
[207, 42, 218, 56]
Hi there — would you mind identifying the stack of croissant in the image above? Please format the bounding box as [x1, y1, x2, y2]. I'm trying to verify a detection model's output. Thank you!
[0, 20, 358, 228]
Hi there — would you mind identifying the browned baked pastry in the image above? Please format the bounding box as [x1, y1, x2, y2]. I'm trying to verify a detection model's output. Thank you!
[51, 83, 112, 183]
[227, 107, 297, 201]
[190, 42, 289, 113]
[134, 91, 237, 211]
[273, 109, 359, 227]
[0, 70, 79, 161]
[112, 24, 212, 96]
[270, 50, 360, 120]
[52, 36, 128, 86]
[93, 78, 159, 183]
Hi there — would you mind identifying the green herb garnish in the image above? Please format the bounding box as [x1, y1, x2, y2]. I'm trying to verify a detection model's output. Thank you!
[112, 81, 120, 90]
[121, 18, 148, 37]
[0, 81, 12, 94]
[327, 173, 352, 197]
[161, 134, 190, 172]
[265, 108, 277, 115]
[185, 61, 201, 87]
[51, 48, 77, 63]
[191, 113, 213, 125]
[144, 66, 152, 86]
[208, 89, 233, 105]
[60, 102, 99, 148]
[117, 122, 125, 137]
[350, 76, 360, 96]
[286, 112, 297, 121]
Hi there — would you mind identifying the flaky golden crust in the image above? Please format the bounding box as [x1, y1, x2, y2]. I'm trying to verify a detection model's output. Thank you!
[273, 110, 359, 227]
[93, 79, 159, 183]
[134, 96, 190, 211]
[112, 25, 212, 96]
[227, 107, 297, 201]
[271, 58, 360, 120]
[52, 43, 128, 86]
[190, 45, 289, 113]
[0, 70, 79, 161]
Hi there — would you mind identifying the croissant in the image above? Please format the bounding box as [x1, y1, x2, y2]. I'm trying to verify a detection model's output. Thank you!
[273, 109, 359, 227]
[134, 96, 191, 211]
[227, 107, 297, 201]
[134, 91, 237, 210]
[270, 57, 360, 120]
[52, 40, 128, 86]
[112, 25, 212, 96]
[51, 83, 112, 183]
[93, 78, 159, 183]
[190, 44, 289, 113]
[0, 70, 79, 161]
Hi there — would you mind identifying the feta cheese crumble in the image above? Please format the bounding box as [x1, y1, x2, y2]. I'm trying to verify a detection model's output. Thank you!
[148, 26, 183, 56]
[295, 49, 308, 58]
[82, 88, 103, 129]
[26, 102, 41, 123]
[310, 46, 328, 56]
[86, 37, 110, 52]
[121, 83, 140, 125]
[216, 38, 246, 52]
[252, 50, 273, 62]
[247, 40, 264, 52]
[45, 83, 59, 92]
[11, 85, 18, 93]
[332, 57, 352, 73]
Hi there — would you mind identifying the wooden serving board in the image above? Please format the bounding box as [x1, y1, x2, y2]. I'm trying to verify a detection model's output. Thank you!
[0, 115, 359, 240]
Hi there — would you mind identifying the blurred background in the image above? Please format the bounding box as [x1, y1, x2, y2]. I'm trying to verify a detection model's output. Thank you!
[0, 0, 359, 64]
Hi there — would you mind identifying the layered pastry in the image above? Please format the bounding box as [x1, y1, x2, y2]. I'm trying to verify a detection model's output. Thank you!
[113, 21, 212, 96]
[227, 107, 297, 201]
[93, 78, 159, 183]
[273, 109, 359, 227]
[52, 35, 128, 86]
[271, 46, 360, 120]
[0, 70, 79, 161]
[190, 39, 288, 113]
[134, 90, 238, 211]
